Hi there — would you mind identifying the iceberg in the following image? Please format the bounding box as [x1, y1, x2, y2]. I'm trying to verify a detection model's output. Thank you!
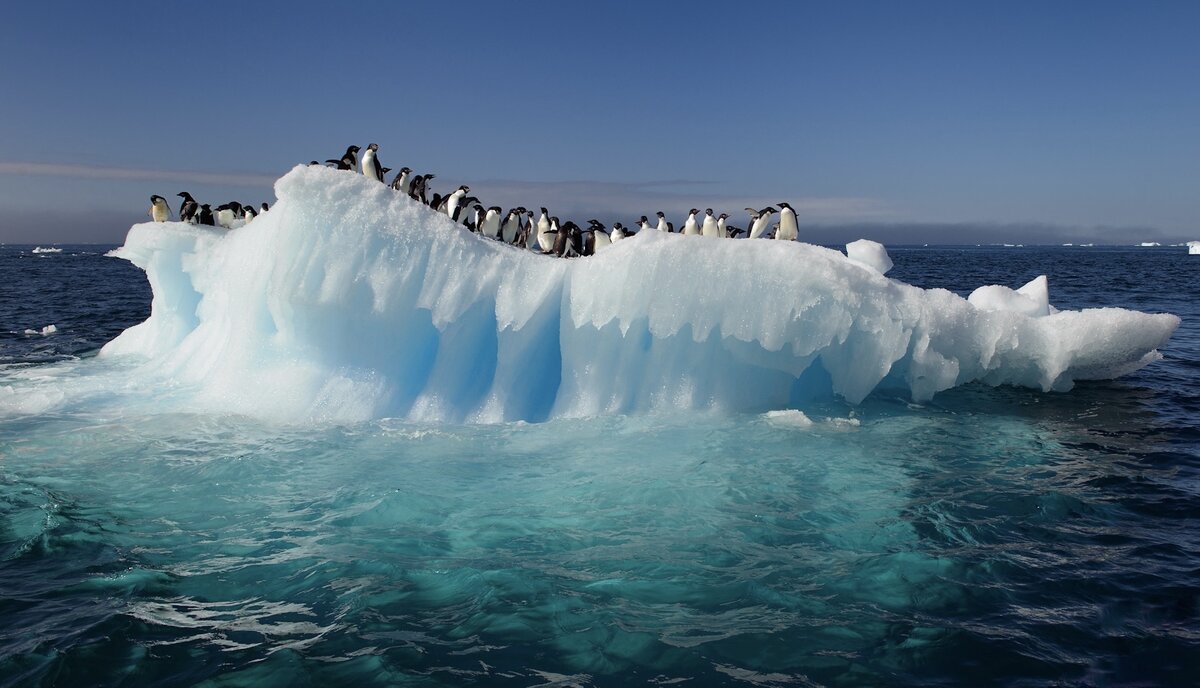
[91, 165, 1178, 423]
[1188, 241, 1200, 255]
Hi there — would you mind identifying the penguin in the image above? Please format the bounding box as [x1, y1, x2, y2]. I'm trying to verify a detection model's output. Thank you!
[177, 192, 197, 218]
[149, 195, 170, 222]
[260, 202, 270, 214]
[411, 174, 434, 203]
[747, 207, 777, 239]
[637, 215, 652, 233]
[700, 208, 720, 238]
[198, 204, 215, 226]
[556, 221, 583, 257]
[327, 145, 360, 170]
[589, 220, 611, 253]
[500, 208, 523, 244]
[243, 204, 257, 222]
[610, 222, 626, 242]
[524, 210, 539, 249]
[452, 196, 478, 224]
[516, 210, 532, 247]
[716, 213, 729, 238]
[536, 208, 555, 252]
[360, 143, 383, 181]
[478, 206, 503, 239]
[726, 225, 746, 238]
[177, 192, 198, 223]
[775, 202, 798, 241]
[544, 214, 561, 254]
[656, 211, 669, 232]
[444, 185, 470, 219]
[215, 202, 243, 229]
[390, 167, 412, 194]
[468, 204, 484, 232]
[682, 208, 701, 236]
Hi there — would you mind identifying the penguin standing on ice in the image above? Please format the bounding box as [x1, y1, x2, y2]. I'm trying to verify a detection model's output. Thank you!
[536, 208, 555, 252]
[716, 213, 729, 238]
[656, 211, 669, 232]
[327, 145, 360, 170]
[500, 208, 523, 244]
[637, 215, 652, 233]
[682, 208, 701, 236]
[260, 202, 270, 214]
[149, 195, 171, 222]
[177, 192, 198, 223]
[215, 202, 243, 229]
[444, 185, 470, 219]
[747, 207, 777, 239]
[610, 222, 626, 242]
[390, 167, 412, 194]
[700, 208, 720, 237]
[478, 206, 503, 239]
[775, 202, 798, 241]
[198, 204, 215, 226]
[243, 204, 257, 223]
[361, 143, 383, 181]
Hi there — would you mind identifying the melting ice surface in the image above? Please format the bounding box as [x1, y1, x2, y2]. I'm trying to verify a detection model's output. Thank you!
[4, 165, 1180, 423]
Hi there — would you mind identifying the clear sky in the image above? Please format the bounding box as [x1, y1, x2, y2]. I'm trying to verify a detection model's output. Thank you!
[1, 0, 1196, 244]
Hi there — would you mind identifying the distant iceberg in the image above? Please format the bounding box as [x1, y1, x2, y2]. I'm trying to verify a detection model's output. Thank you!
[1188, 241, 1200, 255]
[93, 166, 1179, 423]
[31, 246, 62, 254]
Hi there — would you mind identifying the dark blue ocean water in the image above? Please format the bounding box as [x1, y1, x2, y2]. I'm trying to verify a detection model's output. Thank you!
[1, 244, 1197, 686]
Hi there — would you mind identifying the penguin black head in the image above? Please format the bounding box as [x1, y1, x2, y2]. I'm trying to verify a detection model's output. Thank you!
[540, 207, 549, 215]
[613, 222, 623, 229]
[367, 143, 378, 151]
[656, 211, 665, 218]
[638, 215, 648, 223]
[718, 213, 728, 220]
[151, 195, 165, 203]
[705, 208, 713, 215]
[261, 203, 269, 211]
[177, 191, 195, 200]
[348, 145, 361, 153]
[689, 208, 699, 215]
[381, 167, 391, 176]
[778, 202, 793, 211]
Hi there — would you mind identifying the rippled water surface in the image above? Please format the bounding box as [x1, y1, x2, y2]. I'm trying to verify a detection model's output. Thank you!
[2, 245, 1197, 686]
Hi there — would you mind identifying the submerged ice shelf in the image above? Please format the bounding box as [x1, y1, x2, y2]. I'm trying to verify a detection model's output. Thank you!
[80, 166, 1179, 423]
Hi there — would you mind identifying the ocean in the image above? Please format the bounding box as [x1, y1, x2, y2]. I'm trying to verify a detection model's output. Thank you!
[1, 244, 1197, 686]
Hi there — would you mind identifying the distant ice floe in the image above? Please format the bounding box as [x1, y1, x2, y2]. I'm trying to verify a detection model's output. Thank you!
[31, 246, 62, 254]
[4, 165, 1178, 424]
[23, 324, 58, 336]
[1188, 241, 1200, 255]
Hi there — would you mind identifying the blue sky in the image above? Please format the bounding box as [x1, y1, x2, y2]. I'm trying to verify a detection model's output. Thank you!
[1, 1, 1196, 243]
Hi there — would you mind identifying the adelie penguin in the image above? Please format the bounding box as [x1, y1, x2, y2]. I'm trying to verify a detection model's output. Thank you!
[500, 208, 524, 244]
[177, 192, 198, 223]
[775, 202, 798, 241]
[700, 209, 720, 238]
[444, 185, 470, 219]
[390, 167, 412, 194]
[361, 143, 383, 182]
[682, 208, 701, 236]
[478, 206, 503, 240]
[215, 202, 243, 229]
[149, 195, 171, 222]
[656, 211, 669, 232]
[198, 204, 215, 226]
[747, 206, 777, 239]
[327, 145, 360, 170]
[536, 208, 555, 252]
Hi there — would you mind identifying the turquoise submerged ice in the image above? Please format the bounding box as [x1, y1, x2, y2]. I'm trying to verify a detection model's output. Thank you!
[38, 165, 1178, 422]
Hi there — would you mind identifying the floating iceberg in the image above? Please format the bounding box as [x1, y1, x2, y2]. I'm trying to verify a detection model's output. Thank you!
[92, 166, 1178, 424]
[31, 246, 62, 254]
[1188, 241, 1200, 255]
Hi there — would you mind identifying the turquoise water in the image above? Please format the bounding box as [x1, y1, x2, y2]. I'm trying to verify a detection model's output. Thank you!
[2, 246, 1198, 685]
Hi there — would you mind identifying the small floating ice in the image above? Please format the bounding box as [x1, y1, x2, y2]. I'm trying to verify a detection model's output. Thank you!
[23, 324, 58, 336]
[31, 246, 62, 254]
[1139, 242, 1161, 247]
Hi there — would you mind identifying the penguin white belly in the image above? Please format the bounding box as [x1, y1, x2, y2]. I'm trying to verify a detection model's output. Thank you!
[701, 219, 719, 237]
[217, 209, 234, 228]
[361, 151, 379, 181]
[776, 215, 798, 241]
[150, 204, 169, 222]
[594, 231, 612, 251]
[683, 219, 700, 236]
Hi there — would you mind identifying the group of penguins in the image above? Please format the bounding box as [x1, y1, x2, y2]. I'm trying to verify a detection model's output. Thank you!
[319, 143, 804, 257]
[149, 142, 802, 257]
[148, 193, 270, 229]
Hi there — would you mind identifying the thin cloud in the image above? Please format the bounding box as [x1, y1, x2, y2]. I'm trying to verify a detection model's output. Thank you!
[0, 161, 279, 187]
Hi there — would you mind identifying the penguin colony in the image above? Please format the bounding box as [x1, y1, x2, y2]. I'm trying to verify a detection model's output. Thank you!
[147, 192, 271, 229]
[148, 142, 803, 257]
